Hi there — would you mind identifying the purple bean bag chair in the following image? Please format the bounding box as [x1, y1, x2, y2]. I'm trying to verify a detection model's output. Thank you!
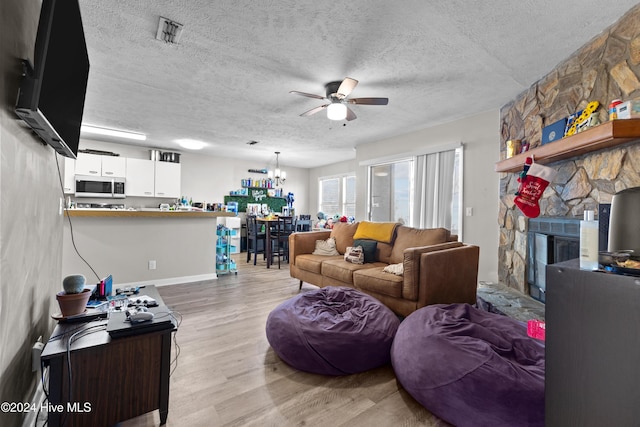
[266, 287, 400, 376]
[391, 303, 545, 427]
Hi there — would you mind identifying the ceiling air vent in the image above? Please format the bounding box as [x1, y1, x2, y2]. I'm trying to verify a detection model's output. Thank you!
[156, 17, 183, 44]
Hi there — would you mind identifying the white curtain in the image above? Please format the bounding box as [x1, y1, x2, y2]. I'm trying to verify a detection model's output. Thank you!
[414, 149, 457, 230]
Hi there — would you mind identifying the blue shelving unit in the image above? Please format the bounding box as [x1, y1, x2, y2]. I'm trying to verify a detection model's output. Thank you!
[216, 226, 237, 276]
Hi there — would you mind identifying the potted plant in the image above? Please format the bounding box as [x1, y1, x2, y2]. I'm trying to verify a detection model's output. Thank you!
[56, 274, 91, 317]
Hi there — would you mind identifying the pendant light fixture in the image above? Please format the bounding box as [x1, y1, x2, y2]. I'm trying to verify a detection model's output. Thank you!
[267, 151, 286, 186]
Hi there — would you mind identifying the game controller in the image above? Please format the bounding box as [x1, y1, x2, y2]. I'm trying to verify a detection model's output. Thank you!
[125, 308, 154, 323]
[136, 298, 158, 307]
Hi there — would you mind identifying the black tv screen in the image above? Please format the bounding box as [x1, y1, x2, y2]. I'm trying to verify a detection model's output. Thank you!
[15, 0, 90, 159]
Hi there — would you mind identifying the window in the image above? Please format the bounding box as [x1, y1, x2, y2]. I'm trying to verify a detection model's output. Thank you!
[319, 174, 356, 218]
[414, 147, 463, 236]
[367, 145, 463, 236]
[369, 160, 413, 224]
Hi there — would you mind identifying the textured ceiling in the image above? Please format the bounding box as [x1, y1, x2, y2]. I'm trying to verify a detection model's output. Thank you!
[77, 0, 639, 168]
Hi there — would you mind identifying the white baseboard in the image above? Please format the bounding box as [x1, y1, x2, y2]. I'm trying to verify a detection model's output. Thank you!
[118, 273, 218, 288]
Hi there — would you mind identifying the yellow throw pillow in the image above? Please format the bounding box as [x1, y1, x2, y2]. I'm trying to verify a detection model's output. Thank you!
[352, 221, 399, 243]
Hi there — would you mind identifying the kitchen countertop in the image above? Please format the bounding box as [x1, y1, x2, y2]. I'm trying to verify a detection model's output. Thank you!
[65, 209, 236, 218]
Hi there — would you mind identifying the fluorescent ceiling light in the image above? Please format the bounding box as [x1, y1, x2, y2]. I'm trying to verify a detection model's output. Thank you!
[175, 139, 207, 150]
[81, 124, 147, 141]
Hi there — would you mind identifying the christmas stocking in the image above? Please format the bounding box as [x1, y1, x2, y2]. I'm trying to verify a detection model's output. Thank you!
[515, 162, 556, 218]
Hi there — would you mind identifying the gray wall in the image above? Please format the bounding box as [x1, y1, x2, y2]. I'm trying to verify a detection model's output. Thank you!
[308, 110, 500, 282]
[1, 1, 65, 425]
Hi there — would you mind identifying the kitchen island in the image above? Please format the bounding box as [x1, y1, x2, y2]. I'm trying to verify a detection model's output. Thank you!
[62, 209, 236, 287]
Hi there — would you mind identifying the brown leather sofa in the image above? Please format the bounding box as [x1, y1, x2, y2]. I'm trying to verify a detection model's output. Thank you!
[289, 222, 480, 317]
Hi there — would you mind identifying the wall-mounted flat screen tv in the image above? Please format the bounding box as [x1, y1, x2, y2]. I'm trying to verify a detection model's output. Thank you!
[15, 0, 90, 159]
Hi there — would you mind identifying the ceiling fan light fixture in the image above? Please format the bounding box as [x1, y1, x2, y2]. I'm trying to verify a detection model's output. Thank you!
[327, 103, 347, 121]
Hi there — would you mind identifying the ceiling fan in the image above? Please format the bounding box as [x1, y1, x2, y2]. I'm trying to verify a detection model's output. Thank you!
[290, 77, 388, 121]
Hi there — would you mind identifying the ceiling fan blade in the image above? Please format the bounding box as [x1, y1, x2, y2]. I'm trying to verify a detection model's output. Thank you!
[345, 106, 357, 121]
[348, 97, 389, 105]
[300, 104, 329, 117]
[290, 90, 325, 100]
[337, 77, 358, 98]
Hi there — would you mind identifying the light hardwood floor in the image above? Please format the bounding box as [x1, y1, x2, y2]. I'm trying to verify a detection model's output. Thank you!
[122, 256, 451, 427]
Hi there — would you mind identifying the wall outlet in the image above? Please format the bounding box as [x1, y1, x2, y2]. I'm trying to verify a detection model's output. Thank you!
[148, 260, 157, 270]
[465, 207, 473, 217]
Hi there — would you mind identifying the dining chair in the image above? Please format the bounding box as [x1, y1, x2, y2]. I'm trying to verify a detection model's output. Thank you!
[269, 216, 294, 269]
[246, 215, 266, 265]
[296, 214, 312, 232]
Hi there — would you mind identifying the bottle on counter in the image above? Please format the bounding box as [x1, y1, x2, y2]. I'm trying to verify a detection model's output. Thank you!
[580, 210, 599, 270]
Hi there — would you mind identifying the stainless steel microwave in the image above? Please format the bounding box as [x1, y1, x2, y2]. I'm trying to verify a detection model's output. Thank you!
[75, 175, 126, 198]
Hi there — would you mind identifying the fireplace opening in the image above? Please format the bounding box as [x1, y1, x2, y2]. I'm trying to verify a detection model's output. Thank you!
[526, 206, 611, 303]
[527, 217, 580, 303]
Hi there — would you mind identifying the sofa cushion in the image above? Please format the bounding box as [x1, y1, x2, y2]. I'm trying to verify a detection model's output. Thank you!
[322, 258, 381, 285]
[390, 226, 451, 264]
[296, 254, 341, 275]
[354, 267, 404, 299]
[330, 222, 360, 254]
[353, 221, 399, 243]
[353, 239, 377, 263]
[376, 241, 394, 264]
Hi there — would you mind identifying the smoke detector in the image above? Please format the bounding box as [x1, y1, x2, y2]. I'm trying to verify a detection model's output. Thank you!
[156, 17, 184, 44]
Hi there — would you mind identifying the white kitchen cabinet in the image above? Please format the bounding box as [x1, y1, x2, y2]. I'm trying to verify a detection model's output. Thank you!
[74, 153, 102, 176]
[63, 157, 75, 194]
[125, 158, 155, 197]
[154, 162, 181, 198]
[101, 156, 126, 177]
[75, 153, 126, 177]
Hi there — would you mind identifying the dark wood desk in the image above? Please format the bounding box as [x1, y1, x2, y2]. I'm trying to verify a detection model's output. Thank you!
[41, 286, 176, 426]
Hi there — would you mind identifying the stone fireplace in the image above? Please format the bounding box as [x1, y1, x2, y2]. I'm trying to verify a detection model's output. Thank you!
[498, 5, 640, 294]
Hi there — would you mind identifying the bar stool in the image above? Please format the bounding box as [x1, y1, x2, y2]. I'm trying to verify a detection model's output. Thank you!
[269, 216, 294, 268]
[246, 215, 266, 265]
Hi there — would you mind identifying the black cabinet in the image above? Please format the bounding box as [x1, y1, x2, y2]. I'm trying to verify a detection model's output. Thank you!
[545, 259, 640, 426]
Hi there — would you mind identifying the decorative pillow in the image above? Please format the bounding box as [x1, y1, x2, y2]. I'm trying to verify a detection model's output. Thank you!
[312, 237, 340, 256]
[353, 239, 377, 263]
[353, 221, 399, 243]
[344, 246, 364, 264]
[383, 263, 404, 276]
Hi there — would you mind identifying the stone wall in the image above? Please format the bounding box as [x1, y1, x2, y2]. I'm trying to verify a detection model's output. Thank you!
[498, 5, 640, 293]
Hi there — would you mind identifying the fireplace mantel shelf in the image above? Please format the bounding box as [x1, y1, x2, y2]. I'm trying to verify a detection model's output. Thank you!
[495, 119, 640, 173]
